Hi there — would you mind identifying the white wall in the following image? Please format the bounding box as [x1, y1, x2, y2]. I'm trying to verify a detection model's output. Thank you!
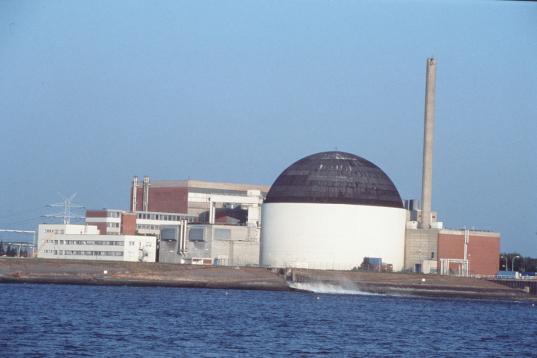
[260, 203, 406, 271]
[123, 235, 157, 262]
[38, 224, 100, 237]
[37, 227, 156, 262]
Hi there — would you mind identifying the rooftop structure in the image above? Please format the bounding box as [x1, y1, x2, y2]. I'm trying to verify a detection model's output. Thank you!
[265, 151, 403, 208]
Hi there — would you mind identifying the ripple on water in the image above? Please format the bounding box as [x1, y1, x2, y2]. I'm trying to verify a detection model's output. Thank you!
[1, 284, 537, 357]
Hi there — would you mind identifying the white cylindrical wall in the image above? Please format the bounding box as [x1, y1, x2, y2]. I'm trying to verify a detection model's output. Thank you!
[260, 203, 406, 271]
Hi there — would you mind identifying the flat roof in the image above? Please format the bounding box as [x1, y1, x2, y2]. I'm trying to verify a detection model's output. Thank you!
[137, 178, 270, 193]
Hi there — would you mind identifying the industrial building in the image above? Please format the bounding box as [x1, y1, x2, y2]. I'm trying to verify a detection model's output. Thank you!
[130, 177, 268, 226]
[260, 151, 407, 271]
[82, 179, 268, 266]
[128, 178, 267, 265]
[37, 223, 156, 262]
[404, 215, 501, 276]
[158, 223, 259, 266]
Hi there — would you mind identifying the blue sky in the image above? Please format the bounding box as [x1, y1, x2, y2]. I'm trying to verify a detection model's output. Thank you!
[0, 1, 536, 253]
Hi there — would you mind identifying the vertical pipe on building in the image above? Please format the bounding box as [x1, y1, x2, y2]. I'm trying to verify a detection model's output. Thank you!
[208, 198, 215, 224]
[176, 219, 188, 255]
[131, 176, 139, 212]
[464, 228, 470, 276]
[420, 58, 437, 229]
[143, 176, 150, 212]
[183, 219, 188, 254]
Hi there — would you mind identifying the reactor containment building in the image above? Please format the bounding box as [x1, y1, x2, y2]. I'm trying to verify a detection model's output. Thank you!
[260, 151, 407, 271]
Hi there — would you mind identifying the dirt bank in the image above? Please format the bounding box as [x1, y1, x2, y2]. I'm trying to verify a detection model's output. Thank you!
[1, 258, 534, 301]
[0, 258, 289, 291]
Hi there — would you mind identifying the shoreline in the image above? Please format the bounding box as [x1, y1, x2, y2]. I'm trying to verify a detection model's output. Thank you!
[1, 258, 535, 301]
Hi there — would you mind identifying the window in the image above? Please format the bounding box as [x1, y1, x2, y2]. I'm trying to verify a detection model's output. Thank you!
[215, 229, 231, 240]
[189, 228, 204, 241]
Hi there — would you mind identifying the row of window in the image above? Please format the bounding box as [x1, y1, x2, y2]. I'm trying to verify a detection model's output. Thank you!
[44, 239, 124, 246]
[44, 250, 123, 256]
[44, 229, 65, 234]
[107, 222, 120, 228]
[136, 213, 194, 222]
[106, 211, 122, 218]
[137, 224, 159, 231]
[128, 241, 153, 247]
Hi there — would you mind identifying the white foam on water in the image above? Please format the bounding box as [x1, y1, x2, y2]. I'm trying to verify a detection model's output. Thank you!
[288, 281, 377, 295]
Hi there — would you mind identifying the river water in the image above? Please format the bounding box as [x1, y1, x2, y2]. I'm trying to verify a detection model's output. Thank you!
[1, 283, 536, 357]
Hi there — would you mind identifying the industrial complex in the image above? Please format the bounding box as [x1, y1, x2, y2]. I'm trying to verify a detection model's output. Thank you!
[34, 58, 501, 277]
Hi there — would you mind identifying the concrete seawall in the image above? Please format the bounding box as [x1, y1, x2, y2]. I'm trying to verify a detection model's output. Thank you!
[1, 258, 535, 301]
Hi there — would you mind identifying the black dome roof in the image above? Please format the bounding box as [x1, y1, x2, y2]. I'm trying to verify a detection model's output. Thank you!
[265, 151, 403, 209]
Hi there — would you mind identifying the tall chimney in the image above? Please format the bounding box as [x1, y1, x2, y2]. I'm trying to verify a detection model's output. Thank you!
[420, 58, 436, 229]
[131, 176, 138, 212]
[142, 176, 150, 212]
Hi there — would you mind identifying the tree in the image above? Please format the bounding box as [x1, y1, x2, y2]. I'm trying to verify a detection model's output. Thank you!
[0, 241, 4, 256]
[6, 245, 16, 257]
[500, 252, 537, 272]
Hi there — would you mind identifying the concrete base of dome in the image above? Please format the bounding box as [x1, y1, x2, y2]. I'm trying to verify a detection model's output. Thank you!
[260, 202, 406, 271]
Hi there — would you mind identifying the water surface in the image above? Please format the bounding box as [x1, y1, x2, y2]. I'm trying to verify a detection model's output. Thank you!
[1, 284, 536, 357]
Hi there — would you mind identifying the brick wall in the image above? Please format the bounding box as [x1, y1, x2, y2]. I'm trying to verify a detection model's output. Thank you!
[148, 187, 188, 213]
[131, 187, 188, 213]
[438, 232, 500, 276]
[93, 222, 107, 235]
[85, 210, 107, 218]
[121, 213, 137, 235]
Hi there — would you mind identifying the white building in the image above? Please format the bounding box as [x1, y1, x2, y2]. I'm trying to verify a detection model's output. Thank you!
[260, 151, 407, 271]
[37, 224, 156, 262]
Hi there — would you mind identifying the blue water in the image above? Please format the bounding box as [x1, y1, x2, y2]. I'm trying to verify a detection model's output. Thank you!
[1, 284, 536, 357]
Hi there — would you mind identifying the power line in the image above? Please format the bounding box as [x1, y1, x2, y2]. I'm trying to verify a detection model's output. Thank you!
[0, 216, 43, 227]
[43, 193, 85, 224]
[0, 206, 45, 219]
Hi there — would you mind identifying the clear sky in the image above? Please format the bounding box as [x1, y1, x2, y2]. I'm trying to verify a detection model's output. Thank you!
[0, 1, 535, 253]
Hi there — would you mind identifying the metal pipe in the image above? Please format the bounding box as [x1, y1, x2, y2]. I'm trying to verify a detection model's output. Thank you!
[420, 58, 437, 229]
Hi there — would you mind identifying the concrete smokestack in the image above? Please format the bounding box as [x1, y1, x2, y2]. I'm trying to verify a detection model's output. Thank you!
[131, 176, 138, 212]
[142, 176, 150, 212]
[420, 58, 436, 229]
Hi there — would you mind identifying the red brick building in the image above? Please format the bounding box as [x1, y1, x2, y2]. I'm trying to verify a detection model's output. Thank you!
[405, 227, 501, 276]
[437, 230, 500, 276]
